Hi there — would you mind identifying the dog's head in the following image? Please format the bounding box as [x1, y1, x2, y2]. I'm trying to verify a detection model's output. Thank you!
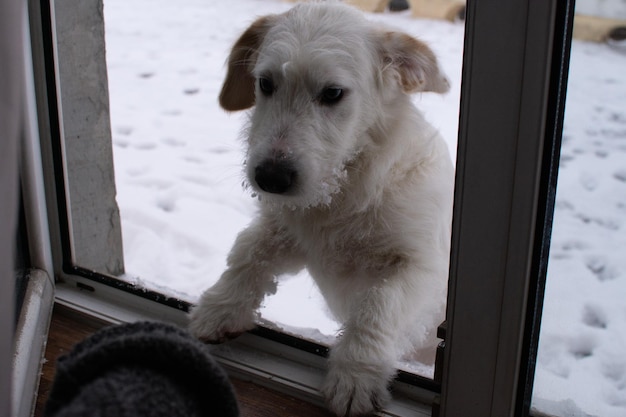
[219, 3, 449, 209]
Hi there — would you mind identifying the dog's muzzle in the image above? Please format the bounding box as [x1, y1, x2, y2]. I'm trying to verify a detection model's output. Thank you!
[254, 160, 297, 194]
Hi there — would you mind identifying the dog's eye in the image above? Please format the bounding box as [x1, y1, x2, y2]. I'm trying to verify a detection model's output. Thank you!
[320, 87, 344, 105]
[259, 77, 274, 96]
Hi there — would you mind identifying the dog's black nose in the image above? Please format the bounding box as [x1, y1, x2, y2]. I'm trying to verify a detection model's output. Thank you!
[255, 160, 297, 194]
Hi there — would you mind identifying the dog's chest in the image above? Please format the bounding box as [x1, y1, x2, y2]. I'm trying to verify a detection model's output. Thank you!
[281, 205, 406, 274]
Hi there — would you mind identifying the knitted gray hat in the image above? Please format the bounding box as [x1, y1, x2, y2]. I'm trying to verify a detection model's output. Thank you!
[44, 321, 239, 417]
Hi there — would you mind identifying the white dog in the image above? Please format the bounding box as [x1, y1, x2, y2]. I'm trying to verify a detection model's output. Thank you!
[188, 2, 454, 415]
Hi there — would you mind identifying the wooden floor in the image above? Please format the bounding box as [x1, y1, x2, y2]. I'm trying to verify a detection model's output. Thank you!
[35, 304, 333, 417]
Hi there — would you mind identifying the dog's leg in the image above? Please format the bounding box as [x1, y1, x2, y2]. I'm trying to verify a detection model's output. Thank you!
[322, 275, 435, 416]
[188, 218, 304, 343]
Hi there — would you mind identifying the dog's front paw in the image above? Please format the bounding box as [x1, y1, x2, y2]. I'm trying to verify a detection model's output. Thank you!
[188, 293, 257, 343]
[322, 361, 393, 416]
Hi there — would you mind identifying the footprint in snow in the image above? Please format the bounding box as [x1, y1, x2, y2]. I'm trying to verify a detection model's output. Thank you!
[116, 126, 133, 136]
[601, 128, 626, 139]
[614, 170, 626, 183]
[555, 199, 575, 211]
[560, 239, 588, 251]
[579, 172, 598, 191]
[161, 137, 186, 147]
[581, 304, 608, 329]
[183, 155, 204, 164]
[604, 362, 626, 408]
[113, 138, 129, 148]
[575, 213, 620, 231]
[585, 256, 619, 282]
[602, 361, 626, 390]
[207, 147, 231, 155]
[609, 112, 626, 125]
[134, 142, 157, 151]
[559, 153, 574, 167]
[568, 333, 596, 360]
[156, 196, 176, 213]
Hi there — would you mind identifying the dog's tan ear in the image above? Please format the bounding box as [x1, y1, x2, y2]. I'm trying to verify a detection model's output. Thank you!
[379, 31, 450, 94]
[219, 15, 277, 111]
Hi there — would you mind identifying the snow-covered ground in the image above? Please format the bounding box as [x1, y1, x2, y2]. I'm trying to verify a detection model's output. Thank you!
[531, 38, 626, 417]
[102, 1, 625, 416]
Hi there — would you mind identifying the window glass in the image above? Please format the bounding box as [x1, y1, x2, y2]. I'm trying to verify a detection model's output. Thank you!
[105, 0, 465, 378]
[531, 3, 626, 417]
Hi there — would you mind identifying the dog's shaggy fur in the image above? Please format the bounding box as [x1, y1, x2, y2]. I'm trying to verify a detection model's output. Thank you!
[188, 3, 454, 415]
